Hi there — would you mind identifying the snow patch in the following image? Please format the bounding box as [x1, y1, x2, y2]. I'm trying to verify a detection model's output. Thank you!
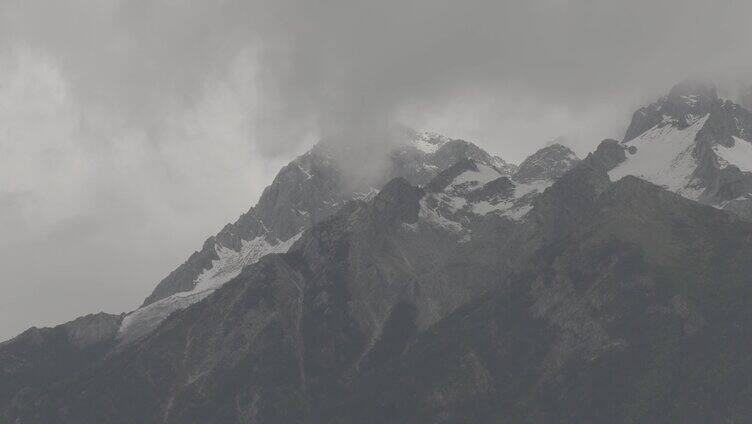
[714, 137, 752, 172]
[472, 199, 512, 215]
[470, 179, 552, 220]
[412, 132, 449, 154]
[192, 235, 296, 293]
[451, 163, 502, 189]
[609, 115, 709, 200]
[418, 198, 464, 232]
[506, 204, 534, 220]
[441, 193, 467, 211]
[118, 232, 303, 343]
[514, 179, 553, 198]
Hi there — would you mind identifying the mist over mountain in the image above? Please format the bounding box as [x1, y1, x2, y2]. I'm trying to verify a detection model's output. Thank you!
[5, 80, 752, 422]
[5, 1, 752, 342]
[5, 1, 752, 422]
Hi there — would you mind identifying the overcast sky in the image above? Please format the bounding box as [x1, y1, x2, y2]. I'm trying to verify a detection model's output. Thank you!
[1, 0, 751, 340]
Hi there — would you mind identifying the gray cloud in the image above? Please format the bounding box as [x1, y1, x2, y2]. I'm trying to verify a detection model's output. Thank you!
[4, 0, 752, 156]
[1, 0, 751, 339]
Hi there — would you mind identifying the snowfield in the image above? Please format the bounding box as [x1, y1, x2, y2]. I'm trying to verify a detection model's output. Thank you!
[609, 115, 709, 200]
[714, 136, 752, 172]
[118, 232, 302, 343]
[450, 163, 503, 191]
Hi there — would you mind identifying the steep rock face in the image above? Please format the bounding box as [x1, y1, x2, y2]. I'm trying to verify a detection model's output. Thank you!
[513, 143, 580, 183]
[0, 123, 535, 416]
[623, 79, 719, 142]
[141, 143, 344, 307]
[587, 138, 628, 170]
[0, 129, 529, 417]
[145, 132, 515, 309]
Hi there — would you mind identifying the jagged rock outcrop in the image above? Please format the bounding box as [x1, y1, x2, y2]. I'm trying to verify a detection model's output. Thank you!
[586, 138, 628, 170]
[513, 143, 580, 183]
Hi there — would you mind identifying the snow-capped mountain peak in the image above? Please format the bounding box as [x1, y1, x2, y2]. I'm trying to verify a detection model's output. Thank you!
[599, 80, 752, 217]
[117, 129, 518, 343]
[411, 131, 451, 154]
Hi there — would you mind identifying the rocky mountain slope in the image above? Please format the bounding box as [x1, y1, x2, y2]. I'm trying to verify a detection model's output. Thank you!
[1, 128, 532, 418]
[119, 130, 515, 343]
[5, 148, 752, 423]
[5, 80, 752, 423]
[339, 167, 752, 423]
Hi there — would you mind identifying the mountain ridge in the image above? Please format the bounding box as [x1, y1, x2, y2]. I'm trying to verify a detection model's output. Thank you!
[6, 80, 752, 422]
[7, 141, 752, 422]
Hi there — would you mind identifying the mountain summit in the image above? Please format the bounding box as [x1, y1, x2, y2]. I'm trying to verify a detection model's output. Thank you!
[119, 130, 517, 343]
[598, 80, 752, 218]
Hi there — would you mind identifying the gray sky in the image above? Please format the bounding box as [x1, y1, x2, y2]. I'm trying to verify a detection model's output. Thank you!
[1, 0, 751, 340]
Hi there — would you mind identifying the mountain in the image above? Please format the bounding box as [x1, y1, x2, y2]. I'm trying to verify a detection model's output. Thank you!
[601, 79, 752, 218]
[119, 130, 515, 343]
[6, 144, 752, 422]
[0, 128, 533, 415]
[6, 80, 752, 423]
[419, 144, 579, 233]
[338, 165, 752, 423]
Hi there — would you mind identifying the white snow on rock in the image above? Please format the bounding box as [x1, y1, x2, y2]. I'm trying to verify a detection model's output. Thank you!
[422, 162, 556, 231]
[412, 132, 450, 154]
[714, 136, 752, 172]
[609, 115, 709, 200]
[472, 199, 512, 215]
[439, 193, 467, 212]
[117, 232, 302, 343]
[450, 163, 503, 191]
[418, 198, 464, 233]
[471, 179, 553, 220]
[116, 290, 213, 344]
[514, 179, 554, 199]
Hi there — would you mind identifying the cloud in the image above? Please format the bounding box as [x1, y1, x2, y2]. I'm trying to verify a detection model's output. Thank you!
[4, 1, 752, 157]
